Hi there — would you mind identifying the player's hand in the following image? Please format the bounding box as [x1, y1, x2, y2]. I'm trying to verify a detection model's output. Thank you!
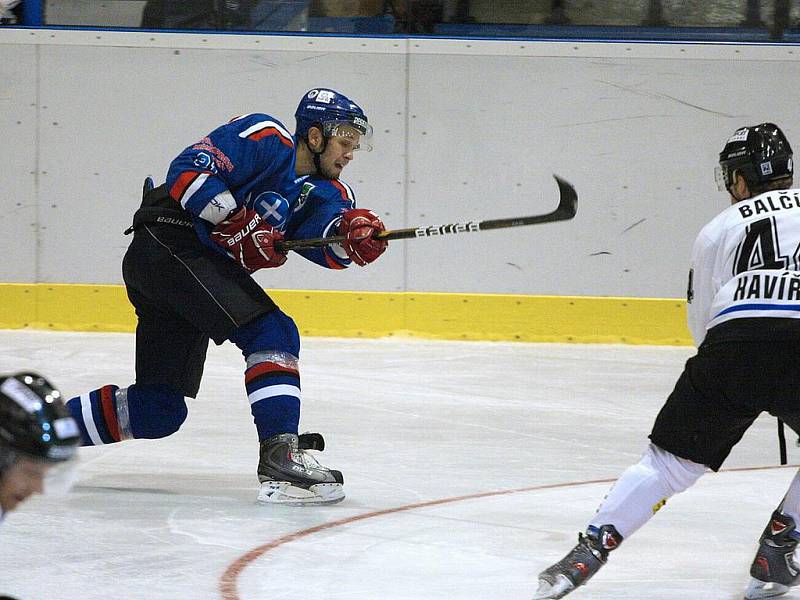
[210, 208, 287, 272]
[337, 208, 387, 266]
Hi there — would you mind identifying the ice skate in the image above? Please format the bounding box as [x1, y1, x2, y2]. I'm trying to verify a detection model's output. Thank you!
[257, 432, 345, 506]
[744, 511, 800, 599]
[533, 525, 622, 599]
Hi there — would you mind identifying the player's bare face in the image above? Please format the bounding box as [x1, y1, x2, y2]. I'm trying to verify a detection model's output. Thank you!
[319, 133, 360, 179]
[0, 457, 48, 513]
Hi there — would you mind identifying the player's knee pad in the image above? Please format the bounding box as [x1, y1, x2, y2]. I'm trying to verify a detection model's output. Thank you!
[642, 443, 706, 495]
[124, 383, 187, 439]
[230, 309, 300, 358]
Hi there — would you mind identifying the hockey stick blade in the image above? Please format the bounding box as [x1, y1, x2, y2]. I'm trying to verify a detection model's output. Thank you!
[281, 174, 577, 251]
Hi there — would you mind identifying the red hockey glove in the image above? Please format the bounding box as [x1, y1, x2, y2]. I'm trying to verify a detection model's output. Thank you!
[210, 208, 287, 272]
[337, 208, 388, 266]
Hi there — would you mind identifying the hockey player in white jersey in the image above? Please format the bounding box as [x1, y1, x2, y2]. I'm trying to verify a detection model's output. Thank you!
[533, 123, 800, 600]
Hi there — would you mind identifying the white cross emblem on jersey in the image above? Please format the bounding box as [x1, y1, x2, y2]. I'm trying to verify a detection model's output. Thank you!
[261, 198, 283, 221]
[253, 191, 288, 228]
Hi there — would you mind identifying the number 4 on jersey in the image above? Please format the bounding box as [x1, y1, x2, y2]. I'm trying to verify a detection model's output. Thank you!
[734, 217, 793, 274]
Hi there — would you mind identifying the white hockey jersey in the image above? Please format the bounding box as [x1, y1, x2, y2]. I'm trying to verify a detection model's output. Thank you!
[688, 187, 800, 345]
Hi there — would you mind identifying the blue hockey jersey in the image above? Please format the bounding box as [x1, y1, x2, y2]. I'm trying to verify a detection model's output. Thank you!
[165, 113, 357, 269]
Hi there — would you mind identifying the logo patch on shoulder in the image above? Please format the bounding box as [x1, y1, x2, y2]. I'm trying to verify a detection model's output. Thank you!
[295, 181, 316, 212]
[193, 151, 218, 173]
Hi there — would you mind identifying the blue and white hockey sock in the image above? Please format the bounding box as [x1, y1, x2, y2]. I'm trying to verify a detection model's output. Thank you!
[245, 352, 301, 441]
[67, 384, 187, 445]
[66, 385, 125, 446]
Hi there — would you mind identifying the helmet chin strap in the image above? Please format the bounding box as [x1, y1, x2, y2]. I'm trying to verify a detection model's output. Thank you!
[314, 141, 331, 177]
[312, 147, 324, 176]
[307, 123, 330, 178]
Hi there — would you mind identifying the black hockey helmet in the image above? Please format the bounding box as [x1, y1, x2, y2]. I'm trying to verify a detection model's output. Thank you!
[716, 123, 793, 192]
[0, 372, 80, 470]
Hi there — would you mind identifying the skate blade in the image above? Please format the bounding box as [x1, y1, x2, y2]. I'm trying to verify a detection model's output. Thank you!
[744, 578, 791, 599]
[257, 481, 345, 506]
[532, 574, 575, 599]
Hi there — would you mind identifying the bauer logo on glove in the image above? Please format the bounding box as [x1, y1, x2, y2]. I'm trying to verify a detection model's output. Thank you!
[210, 208, 288, 272]
[222, 211, 263, 247]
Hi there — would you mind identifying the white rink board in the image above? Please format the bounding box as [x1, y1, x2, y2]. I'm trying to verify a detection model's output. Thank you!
[0, 42, 38, 282]
[1, 30, 799, 297]
[0, 329, 795, 599]
[33, 41, 408, 290]
[405, 50, 800, 296]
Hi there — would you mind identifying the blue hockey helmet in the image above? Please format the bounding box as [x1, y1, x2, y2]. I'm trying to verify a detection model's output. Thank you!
[716, 123, 793, 192]
[295, 88, 372, 151]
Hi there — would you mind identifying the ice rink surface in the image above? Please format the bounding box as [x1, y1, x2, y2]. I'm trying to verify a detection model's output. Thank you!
[0, 329, 797, 600]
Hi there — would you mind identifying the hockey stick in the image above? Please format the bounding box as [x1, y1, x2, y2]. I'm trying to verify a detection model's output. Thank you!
[281, 175, 577, 252]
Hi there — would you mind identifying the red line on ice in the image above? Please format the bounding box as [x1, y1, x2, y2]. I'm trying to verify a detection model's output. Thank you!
[219, 463, 799, 599]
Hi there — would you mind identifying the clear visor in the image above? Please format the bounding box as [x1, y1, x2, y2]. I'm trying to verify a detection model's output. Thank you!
[322, 121, 373, 152]
[714, 165, 730, 192]
[10, 453, 79, 496]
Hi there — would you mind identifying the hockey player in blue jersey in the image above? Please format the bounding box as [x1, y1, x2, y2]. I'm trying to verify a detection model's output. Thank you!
[65, 88, 388, 505]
